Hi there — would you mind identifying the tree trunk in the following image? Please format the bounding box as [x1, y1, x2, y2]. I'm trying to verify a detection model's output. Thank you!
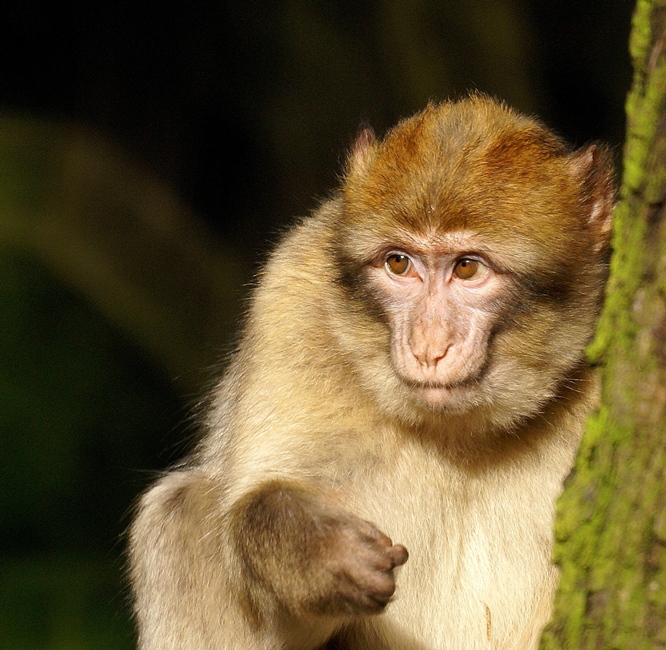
[540, 0, 666, 647]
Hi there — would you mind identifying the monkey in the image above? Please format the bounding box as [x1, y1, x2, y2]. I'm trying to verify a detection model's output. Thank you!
[128, 95, 614, 650]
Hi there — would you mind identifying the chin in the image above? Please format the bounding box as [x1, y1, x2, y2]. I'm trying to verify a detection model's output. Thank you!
[403, 370, 551, 435]
[413, 383, 476, 411]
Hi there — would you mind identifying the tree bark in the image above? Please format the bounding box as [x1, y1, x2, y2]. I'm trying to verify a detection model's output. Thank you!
[541, 0, 666, 646]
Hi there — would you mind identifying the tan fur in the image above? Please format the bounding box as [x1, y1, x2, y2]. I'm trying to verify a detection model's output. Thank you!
[129, 96, 614, 649]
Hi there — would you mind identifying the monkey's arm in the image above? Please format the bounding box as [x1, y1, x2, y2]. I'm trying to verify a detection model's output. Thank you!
[129, 469, 239, 649]
[231, 480, 408, 618]
[130, 467, 407, 649]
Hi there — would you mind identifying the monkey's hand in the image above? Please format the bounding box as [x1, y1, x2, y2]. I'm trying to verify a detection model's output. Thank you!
[233, 481, 408, 618]
[311, 507, 409, 615]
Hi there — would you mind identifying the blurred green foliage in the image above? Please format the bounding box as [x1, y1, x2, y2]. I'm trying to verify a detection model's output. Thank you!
[0, 251, 188, 649]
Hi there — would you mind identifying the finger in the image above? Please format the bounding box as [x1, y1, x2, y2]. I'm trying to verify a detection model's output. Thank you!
[388, 543, 409, 567]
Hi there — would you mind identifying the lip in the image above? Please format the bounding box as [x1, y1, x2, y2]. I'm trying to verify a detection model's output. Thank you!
[397, 370, 485, 410]
[399, 372, 482, 392]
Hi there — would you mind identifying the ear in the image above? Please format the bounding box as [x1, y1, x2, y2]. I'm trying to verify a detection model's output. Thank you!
[346, 125, 377, 178]
[569, 144, 615, 254]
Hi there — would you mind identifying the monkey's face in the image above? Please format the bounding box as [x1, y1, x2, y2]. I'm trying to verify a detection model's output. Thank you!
[335, 218, 605, 431]
[342, 223, 597, 430]
[332, 97, 613, 431]
[363, 231, 508, 412]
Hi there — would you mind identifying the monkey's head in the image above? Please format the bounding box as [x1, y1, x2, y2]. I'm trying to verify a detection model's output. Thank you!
[332, 96, 614, 433]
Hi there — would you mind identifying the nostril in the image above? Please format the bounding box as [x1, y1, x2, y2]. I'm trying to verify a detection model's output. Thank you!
[429, 344, 451, 368]
[413, 343, 450, 368]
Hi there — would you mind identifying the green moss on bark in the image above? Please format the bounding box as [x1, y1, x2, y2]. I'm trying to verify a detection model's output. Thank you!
[541, 0, 666, 647]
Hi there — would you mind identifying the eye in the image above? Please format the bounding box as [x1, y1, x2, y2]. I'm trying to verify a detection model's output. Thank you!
[453, 257, 487, 280]
[385, 253, 412, 276]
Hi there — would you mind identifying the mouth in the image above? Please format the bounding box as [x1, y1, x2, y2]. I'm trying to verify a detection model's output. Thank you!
[399, 371, 483, 391]
[398, 371, 486, 410]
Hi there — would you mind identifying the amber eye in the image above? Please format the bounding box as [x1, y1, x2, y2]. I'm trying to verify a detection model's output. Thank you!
[453, 258, 484, 280]
[385, 254, 412, 276]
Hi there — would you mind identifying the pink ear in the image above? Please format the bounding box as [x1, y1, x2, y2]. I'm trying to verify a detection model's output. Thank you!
[570, 144, 615, 253]
[348, 126, 376, 176]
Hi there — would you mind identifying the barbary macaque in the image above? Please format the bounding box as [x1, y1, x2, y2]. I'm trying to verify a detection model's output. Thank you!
[129, 95, 614, 649]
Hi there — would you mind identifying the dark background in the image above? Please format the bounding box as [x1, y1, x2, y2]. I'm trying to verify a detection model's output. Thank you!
[0, 2, 634, 647]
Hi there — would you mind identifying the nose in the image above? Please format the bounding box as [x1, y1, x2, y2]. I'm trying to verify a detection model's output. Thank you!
[409, 324, 451, 370]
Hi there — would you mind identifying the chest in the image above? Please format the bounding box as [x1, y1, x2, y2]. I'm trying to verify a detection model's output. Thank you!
[341, 440, 564, 649]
